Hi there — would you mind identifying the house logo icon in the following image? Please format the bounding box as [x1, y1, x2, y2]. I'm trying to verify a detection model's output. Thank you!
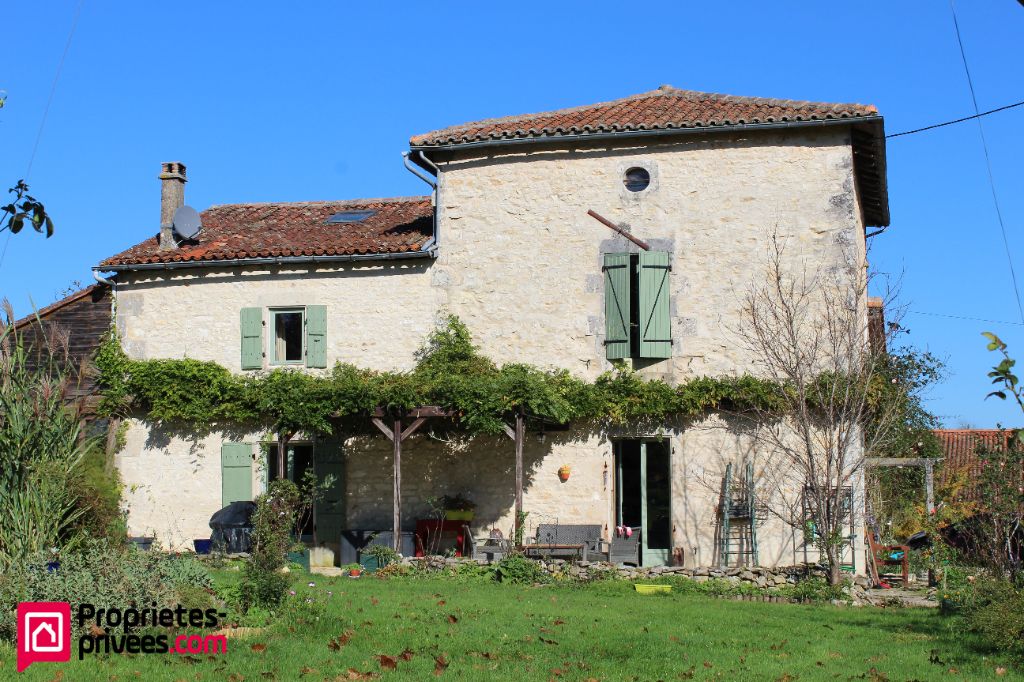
[17, 602, 70, 672]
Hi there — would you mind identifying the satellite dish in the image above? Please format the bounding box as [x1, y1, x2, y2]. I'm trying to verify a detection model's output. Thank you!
[172, 205, 202, 240]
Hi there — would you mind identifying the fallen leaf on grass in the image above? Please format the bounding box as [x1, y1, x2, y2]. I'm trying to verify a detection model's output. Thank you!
[342, 669, 379, 680]
[49, 672, 64, 682]
[679, 666, 696, 679]
[434, 654, 449, 676]
[553, 619, 565, 626]
[328, 630, 354, 650]
[539, 637, 559, 645]
[447, 614, 458, 624]
[399, 649, 414, 661]
[996, 668, 1007, 676]
[703, 661, 713, 668]
[370, 597, 379, 605]
[250, 643, 267, 653]
[90, 624, 106, 637]
[378, 655, 397, 671]
[299, 667, 317, 676]
[775, 674, 796, 682]
[437, 600, 446, 606]
[228, 674, 245, 682]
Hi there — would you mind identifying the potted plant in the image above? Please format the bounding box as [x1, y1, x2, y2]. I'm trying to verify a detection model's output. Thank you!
[282, 470, 337, 571]
[360, 544, 399, 572]
[440, 493, 476, 521]
[345, 563, 363, 578]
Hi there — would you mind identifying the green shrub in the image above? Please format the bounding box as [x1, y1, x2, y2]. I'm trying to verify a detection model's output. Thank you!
[237, 480, 297, 612]
[493, 554, 549, 584]
[69, 440, 126, 542]
[961, 578, 1024, 659]
[0, 539, 213, 642]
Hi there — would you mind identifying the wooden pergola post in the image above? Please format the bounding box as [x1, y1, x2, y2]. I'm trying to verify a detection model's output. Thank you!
[503, 408, 526, 543]
[371, 407, 445, 552]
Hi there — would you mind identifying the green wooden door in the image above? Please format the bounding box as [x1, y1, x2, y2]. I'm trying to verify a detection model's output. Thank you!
[314, 437, 345, 547]
[221, 442, 253, 506]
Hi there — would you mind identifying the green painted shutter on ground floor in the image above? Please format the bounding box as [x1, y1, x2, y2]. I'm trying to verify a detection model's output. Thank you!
[221, 442, 253, 506]
[314, 437, 345, 546]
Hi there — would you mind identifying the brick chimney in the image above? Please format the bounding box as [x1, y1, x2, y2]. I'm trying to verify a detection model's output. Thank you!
[159, 162, 187, 250]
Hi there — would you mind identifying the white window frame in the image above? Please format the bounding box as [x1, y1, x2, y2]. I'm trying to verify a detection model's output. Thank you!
[269, 307, 305, 366]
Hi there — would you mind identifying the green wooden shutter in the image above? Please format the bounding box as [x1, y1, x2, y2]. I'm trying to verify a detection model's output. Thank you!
[240, 308, 264, 370]
[221, 442, 253, 506]
[305, 305, 327, 368]
[603, 253, 632, 360]
[313, 437, 345, 546]
[638, 250, 672, 358]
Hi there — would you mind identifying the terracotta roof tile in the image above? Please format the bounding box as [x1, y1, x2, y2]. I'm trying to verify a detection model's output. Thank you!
[411, 85, 879, 147]
[100, 196, 433, 269]
[935, 429, 1018, 503]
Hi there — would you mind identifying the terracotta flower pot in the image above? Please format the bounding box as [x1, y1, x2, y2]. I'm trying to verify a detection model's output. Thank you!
[558, 466, 571, 482]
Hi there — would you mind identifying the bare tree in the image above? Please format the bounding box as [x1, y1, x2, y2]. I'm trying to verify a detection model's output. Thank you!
[735, 233, 904, 585]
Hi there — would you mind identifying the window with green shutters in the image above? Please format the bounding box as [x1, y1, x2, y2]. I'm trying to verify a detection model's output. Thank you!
[603, 251, 672, 360]
[239, 306, 328, 370]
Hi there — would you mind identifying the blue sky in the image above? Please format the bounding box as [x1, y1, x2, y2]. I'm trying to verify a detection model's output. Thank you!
[2, 1, 1022, 427]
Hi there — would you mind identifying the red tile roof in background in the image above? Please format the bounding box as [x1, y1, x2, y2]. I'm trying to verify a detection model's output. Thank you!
[100, 196, 432, 268]
[410, 85, 880, 147]
[935, 429, 1016, 502]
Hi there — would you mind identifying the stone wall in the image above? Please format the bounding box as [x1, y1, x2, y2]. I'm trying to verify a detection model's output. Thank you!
[121, 415, 864, 572]
[114, 260, 439, 373]
[430, 127, 867, 381]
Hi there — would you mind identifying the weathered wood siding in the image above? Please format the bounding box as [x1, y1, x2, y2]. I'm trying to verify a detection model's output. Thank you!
[13, 284, 112, 412]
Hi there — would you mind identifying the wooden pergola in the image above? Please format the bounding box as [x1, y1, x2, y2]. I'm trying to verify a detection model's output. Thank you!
[864, 457, 942, 515]
[368, 405, 528, 551]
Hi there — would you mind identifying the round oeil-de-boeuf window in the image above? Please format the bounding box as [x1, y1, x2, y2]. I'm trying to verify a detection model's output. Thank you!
[623, 167, 651, 192]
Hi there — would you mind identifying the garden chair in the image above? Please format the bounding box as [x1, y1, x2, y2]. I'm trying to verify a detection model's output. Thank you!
[866, 532, 909, 586]
[473, 528, 511, 563]
[608, 526, 641, 566]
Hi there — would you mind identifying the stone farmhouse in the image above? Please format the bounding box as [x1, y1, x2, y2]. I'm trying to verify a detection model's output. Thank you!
[91, 86, 889, 570]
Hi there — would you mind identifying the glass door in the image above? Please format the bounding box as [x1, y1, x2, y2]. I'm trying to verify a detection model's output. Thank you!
[615, 439, 672, 566]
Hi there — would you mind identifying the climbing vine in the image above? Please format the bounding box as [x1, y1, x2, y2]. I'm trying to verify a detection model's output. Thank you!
[94, 315, 920, 439]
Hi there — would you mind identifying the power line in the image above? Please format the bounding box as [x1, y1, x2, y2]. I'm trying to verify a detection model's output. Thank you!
[949, 0, 1024, 327]
[907, 310, 1024, 327]
[886, 99, 1024, 139]
[0, 0, 85, 270]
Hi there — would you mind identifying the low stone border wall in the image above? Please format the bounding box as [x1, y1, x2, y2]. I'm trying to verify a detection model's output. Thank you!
[401, 556, 938, 607]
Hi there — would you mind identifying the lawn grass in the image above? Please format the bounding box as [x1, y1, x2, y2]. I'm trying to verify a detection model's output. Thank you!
[2, 570, 1019, 681]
